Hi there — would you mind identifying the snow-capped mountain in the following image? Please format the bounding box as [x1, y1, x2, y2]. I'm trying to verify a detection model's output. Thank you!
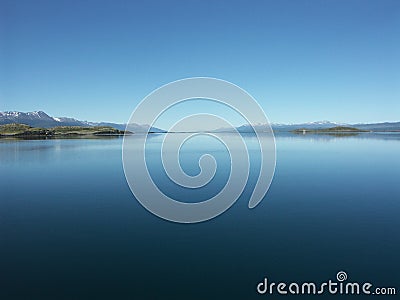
[218, 120, 400, 132]
[270, 120, 400, 131]
[1, 111, 399, 132]
[270, 121, 347, 131]
[0, 111, 165, 133]
[0, 111, 75, 127]
[233, 121, 346, 132]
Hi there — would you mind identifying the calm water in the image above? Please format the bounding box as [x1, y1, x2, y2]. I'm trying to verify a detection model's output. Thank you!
[1, 133, 399, 299]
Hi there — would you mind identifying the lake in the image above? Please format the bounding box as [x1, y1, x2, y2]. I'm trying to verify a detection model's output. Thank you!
[1, 133, 399, 299]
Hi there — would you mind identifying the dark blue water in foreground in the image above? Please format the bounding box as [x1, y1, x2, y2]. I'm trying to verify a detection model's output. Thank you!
[1, 133, 399, 299]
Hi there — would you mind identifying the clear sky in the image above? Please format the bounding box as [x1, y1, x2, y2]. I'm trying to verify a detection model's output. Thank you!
[1, 0, 399, 126]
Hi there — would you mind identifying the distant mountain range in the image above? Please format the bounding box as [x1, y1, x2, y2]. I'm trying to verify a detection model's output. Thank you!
[218, 120, 400, 132]
[1, 111, 399, 132]
[0, 111, 165, 133]
[256, 120, 400, 132]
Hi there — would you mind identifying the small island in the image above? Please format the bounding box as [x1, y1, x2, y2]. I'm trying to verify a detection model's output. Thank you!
[0, 123, 129, 138]
[292, 126, 369, 135]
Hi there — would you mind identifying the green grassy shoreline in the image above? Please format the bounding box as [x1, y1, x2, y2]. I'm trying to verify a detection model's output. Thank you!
[291, 126, 369, 134]
[0, 123, 128, 137]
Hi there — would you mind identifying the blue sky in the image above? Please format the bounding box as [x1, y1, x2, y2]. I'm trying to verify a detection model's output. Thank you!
[1, 0, 399, 126]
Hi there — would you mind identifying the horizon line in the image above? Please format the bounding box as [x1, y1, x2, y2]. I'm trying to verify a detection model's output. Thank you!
[0, 110, 399, 126]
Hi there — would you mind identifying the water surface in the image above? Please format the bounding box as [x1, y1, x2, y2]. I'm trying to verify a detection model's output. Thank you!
[1, 133, 399, 299]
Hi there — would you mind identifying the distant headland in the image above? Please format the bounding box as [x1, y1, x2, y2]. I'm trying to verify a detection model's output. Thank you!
[292, 126, 369, 134]
[0, 123, 127, 138]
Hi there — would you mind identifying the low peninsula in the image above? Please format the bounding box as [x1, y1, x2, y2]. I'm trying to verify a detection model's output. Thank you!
[292, 126, 369, 134]
[0, 123, 128, 137]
